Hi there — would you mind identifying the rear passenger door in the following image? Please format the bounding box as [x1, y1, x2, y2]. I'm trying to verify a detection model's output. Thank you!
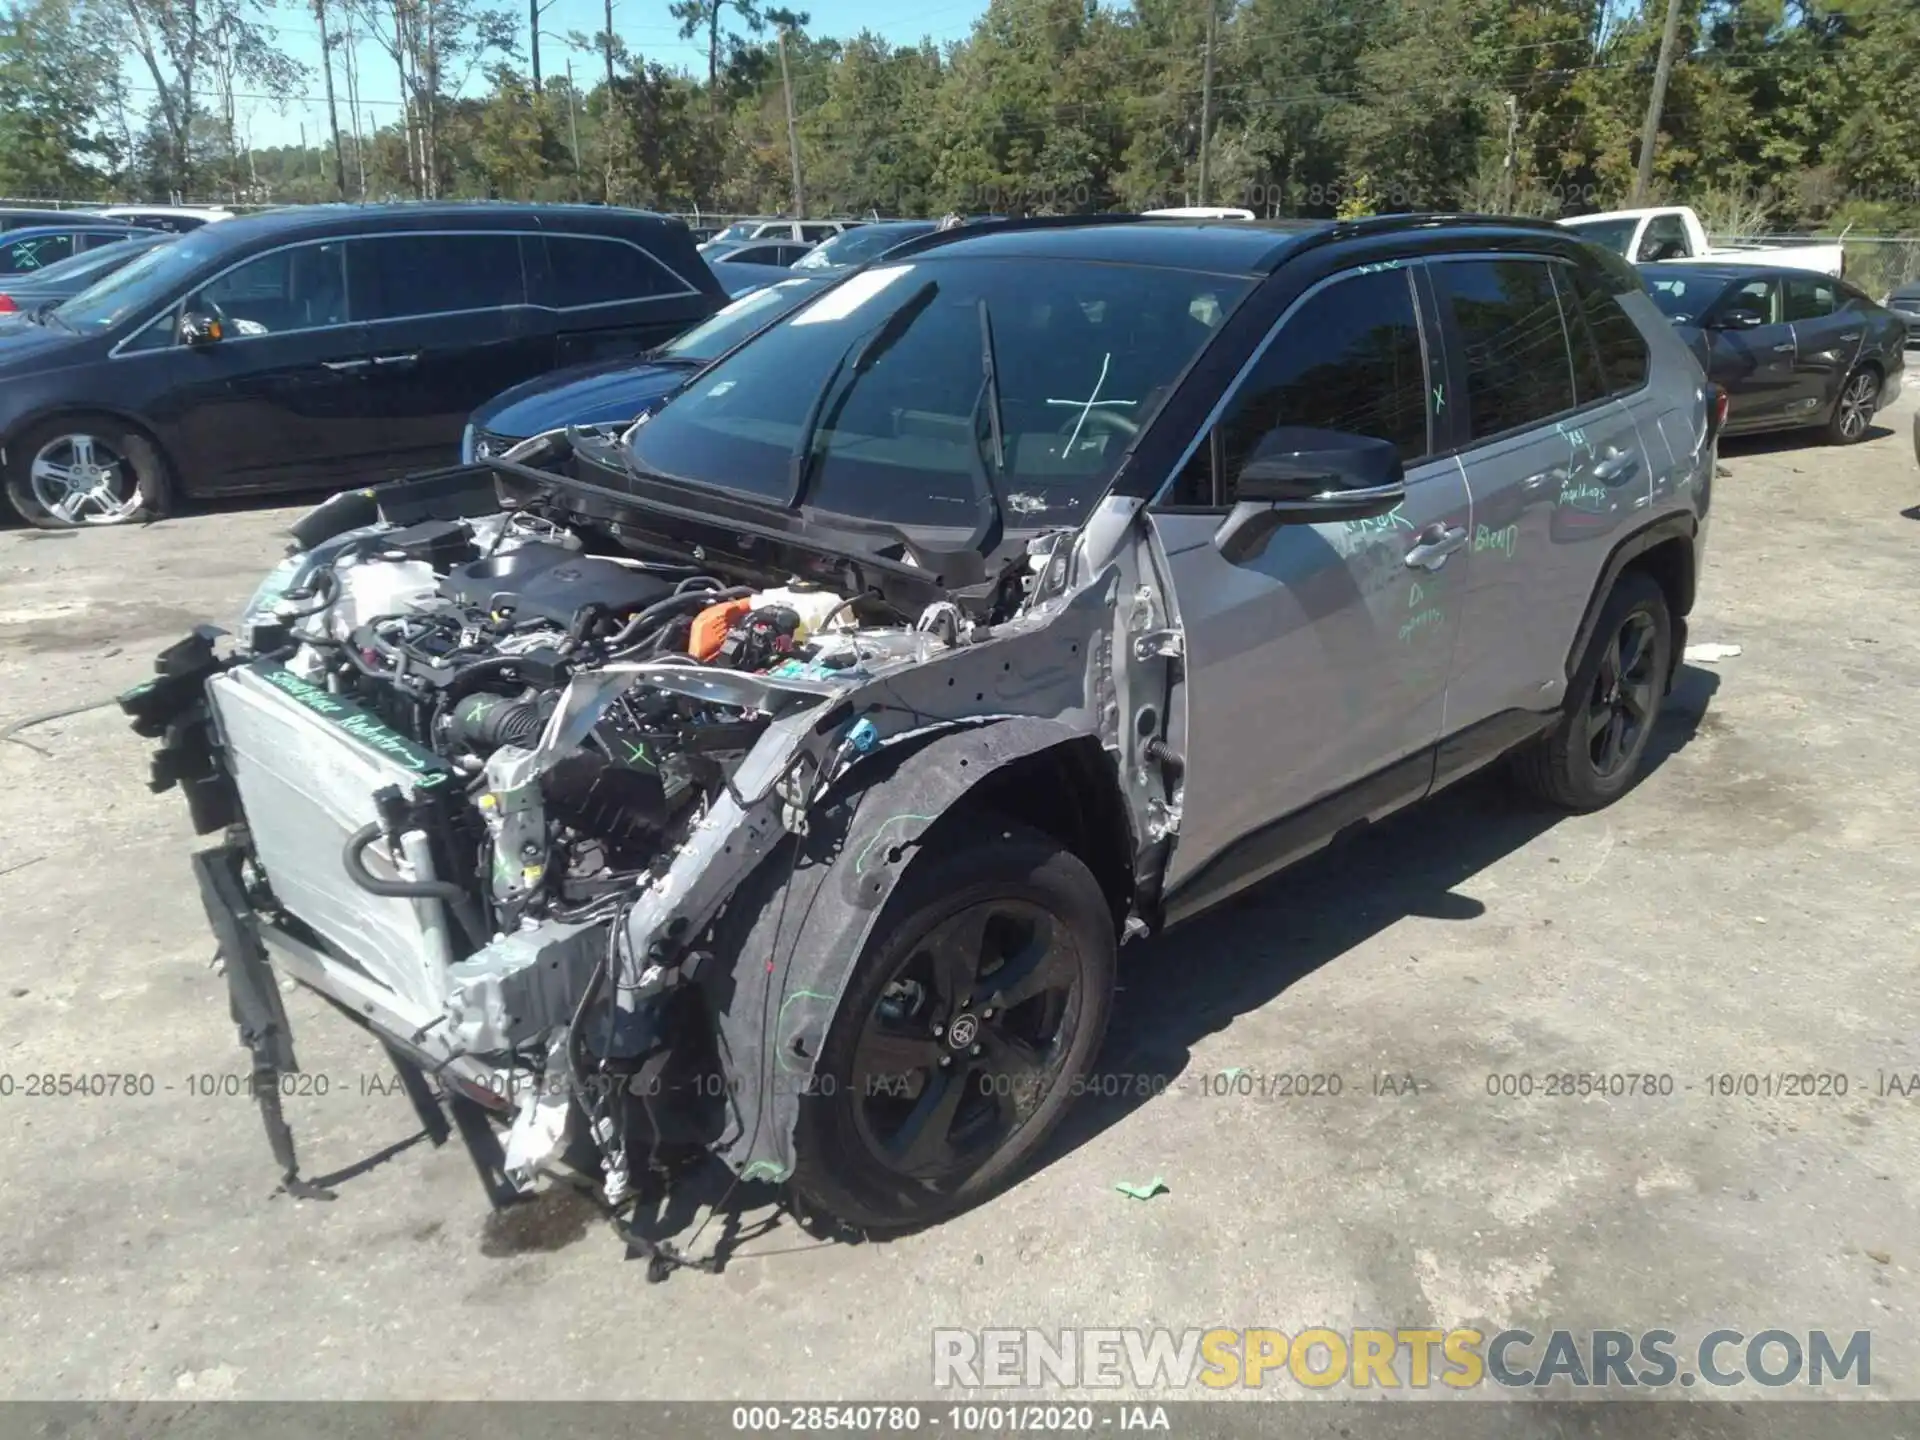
[346, 230, 553, 476]
[535, 232, 711, 367]
[1426, 256, 1652, 742]
[1151, 264, 1470, 897]
[1783, 271, 1864, 418]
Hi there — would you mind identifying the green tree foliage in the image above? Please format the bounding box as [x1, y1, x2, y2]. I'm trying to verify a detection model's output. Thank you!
[6, 0, 1918, 289]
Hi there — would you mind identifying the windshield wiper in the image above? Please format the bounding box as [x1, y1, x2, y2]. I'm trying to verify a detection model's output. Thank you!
[787, 279, 939, 506]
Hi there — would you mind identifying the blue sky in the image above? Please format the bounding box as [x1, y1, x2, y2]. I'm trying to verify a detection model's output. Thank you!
[225, 0, 988, 151]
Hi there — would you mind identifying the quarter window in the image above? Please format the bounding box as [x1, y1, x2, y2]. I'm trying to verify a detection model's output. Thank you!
[1435, 258, 1579, 441]
[545, 234, 686, 307]
[1564, 267, 1650, 396]
[350, 233, 527, 320]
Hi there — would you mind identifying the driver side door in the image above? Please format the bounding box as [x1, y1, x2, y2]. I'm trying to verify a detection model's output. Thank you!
[1702, 274, 1798, 428]
[1149, 264, 1471, 918]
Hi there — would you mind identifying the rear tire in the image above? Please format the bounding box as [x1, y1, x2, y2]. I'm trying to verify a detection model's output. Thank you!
[1825, 366, 1879, 445]
[4, 414, 169, 529]
[1511, 570, 1672, 812]
[789, 819, 1116, 1232]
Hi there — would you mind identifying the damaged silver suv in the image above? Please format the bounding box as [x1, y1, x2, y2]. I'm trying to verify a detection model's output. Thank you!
[127, 214, 1715, 1234]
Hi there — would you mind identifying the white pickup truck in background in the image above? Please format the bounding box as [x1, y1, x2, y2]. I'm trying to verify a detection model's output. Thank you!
[1559, 205, 1846, 276]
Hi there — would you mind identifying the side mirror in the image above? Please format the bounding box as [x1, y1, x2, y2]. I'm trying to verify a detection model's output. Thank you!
[1709, 309, 1765, 331]
[179, 310, 224, 346]
[1212, 427, 1406, 564]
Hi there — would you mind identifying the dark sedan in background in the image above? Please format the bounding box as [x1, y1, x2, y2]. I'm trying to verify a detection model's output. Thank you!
[464, 272, 837, 460]
[0, 203, 725, 527]
[0, 222, 159, 275]
[1640, 263, 1907, 443]
[1887, 278, 1920, 346]
[0, 233, 171, 319]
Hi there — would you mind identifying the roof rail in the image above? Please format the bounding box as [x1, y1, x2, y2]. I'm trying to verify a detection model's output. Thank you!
[875, 211, 1151, 262]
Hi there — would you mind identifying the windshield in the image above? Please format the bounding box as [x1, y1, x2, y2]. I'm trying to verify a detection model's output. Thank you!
[794, 224, 934, 271]
[1640, 272, 1721, 323]
[51, 232, 213, 332]
[623, 256, 1253, 531]
[1561, 217, 1639, 257]
[660, 278, 824, 362]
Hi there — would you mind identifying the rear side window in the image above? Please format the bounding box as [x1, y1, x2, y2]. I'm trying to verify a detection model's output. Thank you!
[798, 223, 838, 243]
[545, 234, 686, 307]
[351, 233, 528, 320]
[1637, 213, 1689, 262]
[1435, 258, 1578, 441]
[1180, 267, 1428, 505]
[1565, 267, 1650, 396]
[1, 233, 75, 273]
[1784, 274, 1836, 321]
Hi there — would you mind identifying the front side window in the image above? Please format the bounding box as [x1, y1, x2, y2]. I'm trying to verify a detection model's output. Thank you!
[545, 234, 684, 307]
[1435, 258, 1579, 441]
[350, 233, 526, 321]
[190, 242, 350, 336]
[1784, 273, 1836, 322]
[1712, 276, 1781, 326]
[1178, 268, 1428, 507]
[623, 257, 1253, 530]
[0, 233, 76, 274]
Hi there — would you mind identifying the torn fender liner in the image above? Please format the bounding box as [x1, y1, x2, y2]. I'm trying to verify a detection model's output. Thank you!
[702, 716, 1088, 1184]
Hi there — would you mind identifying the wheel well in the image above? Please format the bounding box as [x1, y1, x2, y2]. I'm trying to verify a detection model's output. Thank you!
[946, 738, 1135, 930]
[1622, 534, 1694, 625]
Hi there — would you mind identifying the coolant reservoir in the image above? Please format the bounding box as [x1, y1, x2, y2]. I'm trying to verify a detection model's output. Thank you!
[749, 583, 849, 642]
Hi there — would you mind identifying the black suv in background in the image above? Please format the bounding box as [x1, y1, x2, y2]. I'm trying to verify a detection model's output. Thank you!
[0, 204, 725, 527]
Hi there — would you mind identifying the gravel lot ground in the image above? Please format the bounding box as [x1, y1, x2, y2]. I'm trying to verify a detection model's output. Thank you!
[0, 385, 1915, 1411]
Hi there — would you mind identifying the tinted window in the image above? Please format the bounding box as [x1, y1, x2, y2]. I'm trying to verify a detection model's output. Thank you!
[545, 234, 683, 307]
[1436, 259, 1578, 440]
[191, 241, 350, 335]
[798, 224, 838, 243]
[1568, 267, 1650, 393]
[1637, 213, 1689, 262]
[1561, 218, 1638, 257]
[1784, 273, 1836, 322]
[658, 278, 824, 362]
[1195, 268, 1428, 505]
[350, 233, 526, 321]
[0, 233, 76, 273]
[1713, 276, 1780, 326]
[625, 257, 1251, 529]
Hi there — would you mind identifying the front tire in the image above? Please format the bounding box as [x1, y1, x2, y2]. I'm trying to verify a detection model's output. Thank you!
[4, 415, 168, 528]
[1511, 571, 1673, 812]
[1825, 366, 1880, 445]
[790, 819, 1116, 1232]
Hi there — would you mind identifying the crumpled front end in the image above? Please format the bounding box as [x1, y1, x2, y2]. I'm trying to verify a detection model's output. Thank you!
[125, 470, 1187, 1221]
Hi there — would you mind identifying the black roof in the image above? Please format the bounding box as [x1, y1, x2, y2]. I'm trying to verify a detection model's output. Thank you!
[879, 211, 1586, 275]
[201, 201, 688, 248]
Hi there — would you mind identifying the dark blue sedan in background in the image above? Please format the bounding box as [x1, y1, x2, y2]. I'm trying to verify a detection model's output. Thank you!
[463, 273, 838, 461]
[0, 223, 160, 276]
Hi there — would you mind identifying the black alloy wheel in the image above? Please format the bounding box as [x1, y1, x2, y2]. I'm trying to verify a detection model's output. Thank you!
[1587, 609, 1660, 780]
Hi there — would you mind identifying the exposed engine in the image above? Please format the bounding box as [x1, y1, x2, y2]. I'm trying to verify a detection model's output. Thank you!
[248, 508, 944, 939]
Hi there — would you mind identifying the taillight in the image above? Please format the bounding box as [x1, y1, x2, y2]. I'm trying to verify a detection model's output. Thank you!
[1708, 385, 1730, 439]
[0, 295, 15, 314]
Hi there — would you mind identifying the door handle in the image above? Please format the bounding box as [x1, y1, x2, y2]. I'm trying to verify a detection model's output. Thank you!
[1839, 331, 1861, 342]
[1771, 342, 1795, 353]
[372, 352, 420, 368]
[320, 358, 370, 373]
[1523, 466, 1569, 491]
[1590, 448, 1639, 483]
[1404, 524, 1466, 570]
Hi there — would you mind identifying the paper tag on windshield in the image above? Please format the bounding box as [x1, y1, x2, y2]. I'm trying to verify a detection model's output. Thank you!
[791, 264, 915, 325]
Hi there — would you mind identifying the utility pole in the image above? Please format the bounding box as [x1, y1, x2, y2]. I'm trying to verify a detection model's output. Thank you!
[314, 0, 347, 197]
[1499, 93, 1518, 213]
[603, 0, 616, 91]
[1196, 0, 1216, 205]
[531, 0, 541, 92]
[565, 57, 582, 178]
[1633, 0, 1685, 205]
[777, 23, 805, 219]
